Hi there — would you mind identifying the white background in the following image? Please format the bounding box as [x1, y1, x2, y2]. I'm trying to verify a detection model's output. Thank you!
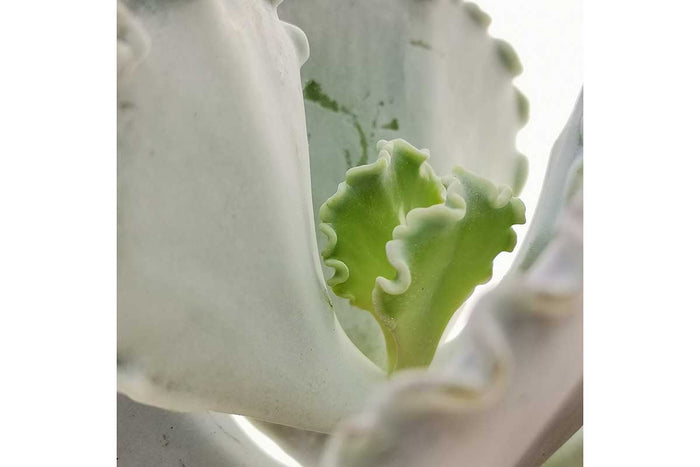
[478, 0, 583, 281]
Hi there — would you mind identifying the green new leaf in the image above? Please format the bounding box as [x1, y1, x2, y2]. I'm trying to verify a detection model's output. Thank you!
[374, 169, 525, 369]
[319, 139, 445, 311]
[320, 139, 525, 372]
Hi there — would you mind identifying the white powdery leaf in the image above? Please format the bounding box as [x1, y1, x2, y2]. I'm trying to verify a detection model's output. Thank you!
[117, 0, 384, 432]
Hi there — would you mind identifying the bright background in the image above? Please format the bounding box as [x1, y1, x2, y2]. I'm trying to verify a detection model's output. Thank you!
[479, 0, 583, 280]
[445, 0, 582, 341]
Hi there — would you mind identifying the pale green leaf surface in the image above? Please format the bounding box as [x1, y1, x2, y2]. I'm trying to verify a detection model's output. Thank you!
[375, 169, 525, 369]
[321, 139, 525, 371]
[117, 0, 385, 433]
[320, 139, 445, 311]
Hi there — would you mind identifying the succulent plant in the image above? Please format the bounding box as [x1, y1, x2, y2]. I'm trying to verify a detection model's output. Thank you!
[117, 0, 582, 464]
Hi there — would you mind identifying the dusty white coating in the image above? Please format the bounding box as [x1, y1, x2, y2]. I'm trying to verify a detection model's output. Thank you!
[280, 0, 525, 210]
[117, 0, 383, 432]
[117, 0, 529, 435]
